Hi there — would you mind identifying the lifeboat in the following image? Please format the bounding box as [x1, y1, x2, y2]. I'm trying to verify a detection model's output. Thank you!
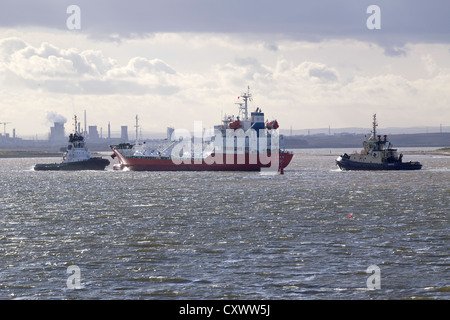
[229, 120, 242, 130]
[266, 120, 279, 130]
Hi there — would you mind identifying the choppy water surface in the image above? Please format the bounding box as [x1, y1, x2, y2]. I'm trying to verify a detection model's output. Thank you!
[0, 149, 449, 300]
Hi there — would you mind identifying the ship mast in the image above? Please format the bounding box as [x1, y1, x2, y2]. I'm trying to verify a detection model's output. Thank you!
[73, 115, 78, 134]
[372, 114, 377, 140]
[239, 86, 251, 121]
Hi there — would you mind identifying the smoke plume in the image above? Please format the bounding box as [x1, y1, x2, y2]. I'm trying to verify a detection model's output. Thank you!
[46, 112, 67, 124]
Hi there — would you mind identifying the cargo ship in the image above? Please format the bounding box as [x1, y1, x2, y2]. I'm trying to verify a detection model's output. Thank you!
[110, 88, 293, 171]
[34, 115, 110, 171]
[336, 114, 422, 171]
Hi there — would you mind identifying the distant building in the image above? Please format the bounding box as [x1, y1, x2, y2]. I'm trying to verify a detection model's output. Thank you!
[167, 127, 174, 141]
[121, 126, 128, 141]
[88, 126, 99, 140]
[49, 122, 65, 142]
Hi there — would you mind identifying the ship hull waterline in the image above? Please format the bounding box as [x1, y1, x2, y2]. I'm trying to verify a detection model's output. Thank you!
[336, 158, 422, 171]
[112, 149, 293, 172]
[34, 158, 110, 171]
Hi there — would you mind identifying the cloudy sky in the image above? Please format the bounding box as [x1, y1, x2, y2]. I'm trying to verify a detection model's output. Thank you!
[0, 0, 449, 138]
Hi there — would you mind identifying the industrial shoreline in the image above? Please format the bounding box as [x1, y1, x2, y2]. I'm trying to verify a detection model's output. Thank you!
[1, 148, 449, 159]
[0, 150, 105, 158]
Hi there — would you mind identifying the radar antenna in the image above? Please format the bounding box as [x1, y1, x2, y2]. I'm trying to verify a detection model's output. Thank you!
[372, 114, 377, 140]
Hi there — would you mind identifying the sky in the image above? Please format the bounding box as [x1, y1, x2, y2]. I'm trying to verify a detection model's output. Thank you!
[0, 0, 449, 138]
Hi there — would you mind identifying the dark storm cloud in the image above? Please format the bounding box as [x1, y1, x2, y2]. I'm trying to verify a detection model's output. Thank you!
[1, 0, 450, 46]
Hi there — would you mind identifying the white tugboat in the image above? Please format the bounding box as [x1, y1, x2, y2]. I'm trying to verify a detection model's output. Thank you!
[34, 115, 110, 171]
[336, 114, 422, 171]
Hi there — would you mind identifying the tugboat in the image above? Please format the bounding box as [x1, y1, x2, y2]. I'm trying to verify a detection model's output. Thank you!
[336, 114, 422, 171]
[34, 115, 110, 171]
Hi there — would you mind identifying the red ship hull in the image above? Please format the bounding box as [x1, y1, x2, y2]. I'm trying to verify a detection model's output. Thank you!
[112, 148, 293, 172]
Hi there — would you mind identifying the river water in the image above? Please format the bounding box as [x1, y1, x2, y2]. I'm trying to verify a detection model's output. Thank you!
[0, 149, 448, 300]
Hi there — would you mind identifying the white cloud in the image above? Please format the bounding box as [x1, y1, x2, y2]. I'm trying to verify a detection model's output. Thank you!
[421, 54, 438, 76]
[0, 37, 180, 95]
[1, 31, 450, 138]
[107, 57, 176, 78]
[1, 0, 449, 141]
